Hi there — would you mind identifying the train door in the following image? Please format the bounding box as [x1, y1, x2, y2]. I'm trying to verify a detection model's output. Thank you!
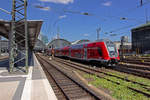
[69, 48, 71, 57]
[84, 48, 87, 60]
[84, 44, 88, 60]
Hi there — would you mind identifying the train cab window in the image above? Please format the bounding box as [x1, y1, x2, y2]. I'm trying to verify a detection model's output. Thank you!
[107, 46, 118, 57]
[108, 47, 115, 52]
[97, 47, 102, 56]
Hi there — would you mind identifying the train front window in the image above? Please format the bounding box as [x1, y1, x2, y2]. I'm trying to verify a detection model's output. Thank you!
[107, 46, 118, 57]
[108, 47, 115, 52]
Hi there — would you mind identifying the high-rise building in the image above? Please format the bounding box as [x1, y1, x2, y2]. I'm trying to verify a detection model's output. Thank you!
[131, 22, 150, 53]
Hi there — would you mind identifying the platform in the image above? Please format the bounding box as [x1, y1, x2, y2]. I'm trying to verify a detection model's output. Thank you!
[0, 53, 57, 100]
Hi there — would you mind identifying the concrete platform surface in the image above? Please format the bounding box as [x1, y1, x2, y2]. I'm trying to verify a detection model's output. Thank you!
[0, 53, 57, 100]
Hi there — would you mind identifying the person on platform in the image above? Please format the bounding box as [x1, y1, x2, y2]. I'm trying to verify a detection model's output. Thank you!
[51, 48, 55, 58]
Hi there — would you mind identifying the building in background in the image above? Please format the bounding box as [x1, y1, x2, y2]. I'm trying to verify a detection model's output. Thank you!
[131, 22, 150, 54]
[114, 36, 132, 55]
[47, 38, 71, 49]
[34, 39, 46, 52]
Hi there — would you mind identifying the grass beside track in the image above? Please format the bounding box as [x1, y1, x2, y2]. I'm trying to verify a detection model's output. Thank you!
[84, 74, 150, 100]
[105, 70, 150, 87]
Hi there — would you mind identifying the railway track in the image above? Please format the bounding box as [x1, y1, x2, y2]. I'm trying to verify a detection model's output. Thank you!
[36, 54, 102, 100]
[51, 57, 150, 98]
[112, 64, 150, 79]
[119, 63, 150, 71]
[54, 57, 150, 79]
[59, 57, 150, 79]
[121, 59, 150, 66]
[124, 58, 150, 62]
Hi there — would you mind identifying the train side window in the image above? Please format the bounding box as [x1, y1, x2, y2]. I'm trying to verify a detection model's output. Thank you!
[97, 47, 102, 56]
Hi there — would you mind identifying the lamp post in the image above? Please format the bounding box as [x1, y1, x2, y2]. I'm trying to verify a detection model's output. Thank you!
[97, 27, 101, 40]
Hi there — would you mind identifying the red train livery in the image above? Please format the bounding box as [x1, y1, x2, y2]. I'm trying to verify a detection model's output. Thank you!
[53, 39, 120, 65]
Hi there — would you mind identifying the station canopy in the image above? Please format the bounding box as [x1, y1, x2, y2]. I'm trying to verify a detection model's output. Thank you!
[0, 20, 43, 49]
[48, 38, 71, 49]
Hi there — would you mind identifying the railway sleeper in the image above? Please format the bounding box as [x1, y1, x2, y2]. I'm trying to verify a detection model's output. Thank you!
[50, 84, 58, 88]
[56, 95, 66, 100]
[58, 83, 76, 86]
[55, 90, 63, 96]
[52, 77, 68, 80]
[62, 87, 82, 91]
[64, 89, 86, 94]
[67, 92, 90, 99]
[56, 80, 73, 83]
[52, 87, 61, 92]
[70, 96, 94, 100]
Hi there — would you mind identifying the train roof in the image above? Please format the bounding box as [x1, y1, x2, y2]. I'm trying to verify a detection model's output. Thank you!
[70, 39, 113, 46]
[54, 39, 114, 49]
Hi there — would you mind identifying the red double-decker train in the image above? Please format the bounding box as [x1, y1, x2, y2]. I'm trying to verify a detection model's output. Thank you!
[50, 39, 120, 66]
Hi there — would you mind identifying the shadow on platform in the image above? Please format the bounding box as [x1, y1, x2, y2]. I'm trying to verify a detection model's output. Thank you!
[0, 51, 34, 74]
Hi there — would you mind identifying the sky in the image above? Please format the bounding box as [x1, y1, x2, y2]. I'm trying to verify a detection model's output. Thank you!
[0, 0, 150, 42]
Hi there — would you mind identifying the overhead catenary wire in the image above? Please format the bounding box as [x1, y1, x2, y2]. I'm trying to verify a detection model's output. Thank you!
[109, 30, 131, 37]
[34, 1, 150, 40]
[103, 0, 150, 35]
[63, 9, 107, 21]
[0, 8, 11, 15]
[93, 0, 150, 24]
[118, 0, 150, 16]
[108, 21, 145, 33]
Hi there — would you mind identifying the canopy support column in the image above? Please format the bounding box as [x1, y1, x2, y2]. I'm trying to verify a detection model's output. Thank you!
[9, 0, 28, 73]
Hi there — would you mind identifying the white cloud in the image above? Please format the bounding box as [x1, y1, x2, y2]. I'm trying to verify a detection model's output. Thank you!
[59, 15, 67, 19]
[102, 1, 112, 6]
[40, 0, 74, 4]
[83, 34, 89, 37]
[34, 4, 51, 11]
